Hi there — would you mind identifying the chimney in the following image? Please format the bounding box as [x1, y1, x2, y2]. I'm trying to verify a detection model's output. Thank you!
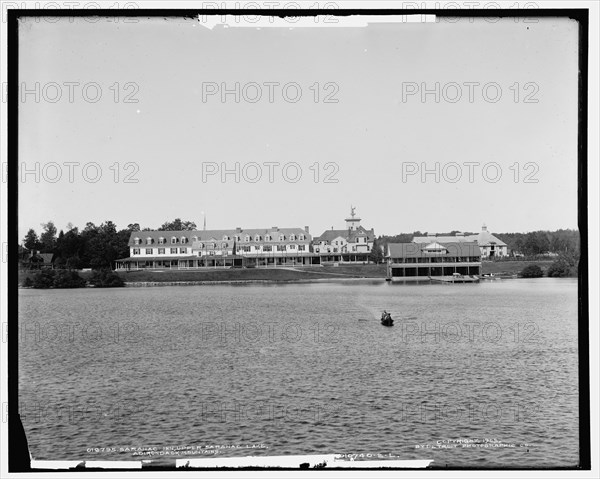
[304, 226, 309, 234]
[272, 226, 279, 232]
[236, 227, 242, 233]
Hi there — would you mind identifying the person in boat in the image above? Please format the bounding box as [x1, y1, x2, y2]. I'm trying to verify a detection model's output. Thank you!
[382, 310, 387, 321]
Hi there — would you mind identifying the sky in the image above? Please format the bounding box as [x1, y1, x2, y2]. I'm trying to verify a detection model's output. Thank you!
[17, 15, 580, 239]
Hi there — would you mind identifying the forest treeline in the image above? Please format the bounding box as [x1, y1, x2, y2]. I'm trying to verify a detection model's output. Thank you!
[21, 219, 580, 272]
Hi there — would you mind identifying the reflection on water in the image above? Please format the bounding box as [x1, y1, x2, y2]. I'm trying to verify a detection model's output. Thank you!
[18, 278, 579, 467]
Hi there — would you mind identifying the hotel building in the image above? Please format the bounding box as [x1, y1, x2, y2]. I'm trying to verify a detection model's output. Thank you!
[312, 207, 376, 264]
[386, 241, 481, 281]
[412, 225, 508, 258]
[114, 226, 320, 270]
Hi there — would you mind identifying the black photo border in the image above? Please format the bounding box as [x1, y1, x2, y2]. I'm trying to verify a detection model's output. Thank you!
[6, 6, 590, 472]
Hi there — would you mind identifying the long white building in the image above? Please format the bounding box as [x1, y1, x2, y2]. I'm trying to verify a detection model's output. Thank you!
[115, 226, 319, 270]
[412, 225, 508, 258]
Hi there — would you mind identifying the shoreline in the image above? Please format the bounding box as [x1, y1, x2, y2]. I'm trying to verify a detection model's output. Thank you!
[123, 277, 387, 287]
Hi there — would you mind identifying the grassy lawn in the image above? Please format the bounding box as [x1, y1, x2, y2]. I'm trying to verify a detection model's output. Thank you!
[113, 265, 388, 282]
[19, 261, 566, 285]
[481, 260, 555, 275]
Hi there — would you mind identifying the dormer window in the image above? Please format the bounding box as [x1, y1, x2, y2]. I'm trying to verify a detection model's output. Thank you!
[146, 237, 153, 245]
[299, 234, 305, 240]
[279, 235, 285, 241]
[255, 235, 261, 241]
[289, 234, 295, 241]
[134, 237, 141, 245]
[245, 235, 250, 242]
[158, 237, 165, 245]
[223, 235, 229, 240]
[222, 242, 227, 248]
[265, 235, 272, 241]
[234, 235, 241, 241]
[192, 236, 198, 242]
[181, 236, 188, 244]
[171, 237, 178, 244]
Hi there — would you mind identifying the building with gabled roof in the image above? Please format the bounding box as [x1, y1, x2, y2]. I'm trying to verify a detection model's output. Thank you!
[115, 226, 320, 270]
[412, 224, 508, 258]
[312, 207, 376, 264]
[386, 241, 481, 281]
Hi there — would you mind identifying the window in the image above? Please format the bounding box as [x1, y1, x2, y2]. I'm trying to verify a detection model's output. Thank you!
[277, 245, 286, 252]
[222, 242, 228, 248]
[158, 248, 165, 255]
[289, 244, 296, 250]
[279, 235, 285, 241]
[223, 235, 229, 240]
[180, 248, 187, 254]
[290, 234, 295, 241]
[265, 235, 272, 241]
[198, 242, 204, 248]
[192, 236, 198, 242]
[134, 237, 141, 245]
[299, 234, 305, 240]
[245, 235, 250, 242]
[255, 235, 261, 241]
[298, 245, 306, 251]
[133, 248, 140, 255]
[146, 237, 153, 245]
[235, 235, 241, 241]
[146, 248, 153, 255]
[181, 237, 188, 244]
[170, 248, 177, 254]
[158, 237, 165, 245]
[212, 243, 217, 248]
[263, 245, 272, 252]
[171, 237, 177, 244]
[241, 245, 251, 252]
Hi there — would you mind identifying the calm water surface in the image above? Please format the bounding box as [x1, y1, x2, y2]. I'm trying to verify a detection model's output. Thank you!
[18, 278, 579, 467]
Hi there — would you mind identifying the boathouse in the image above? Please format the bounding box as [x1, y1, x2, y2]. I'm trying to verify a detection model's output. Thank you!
[412, 224, 508, 258]
[386, 241, 481, 281]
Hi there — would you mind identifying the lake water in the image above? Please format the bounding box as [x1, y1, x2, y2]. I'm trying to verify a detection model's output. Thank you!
[18, 278, 580, 468]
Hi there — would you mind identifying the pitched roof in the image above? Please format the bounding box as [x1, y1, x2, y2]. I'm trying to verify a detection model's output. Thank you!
[129, 228, 311, 247]
[413, 231, 507, 247]
[314, 225, 375, 243]
[387, 241, 481, 258]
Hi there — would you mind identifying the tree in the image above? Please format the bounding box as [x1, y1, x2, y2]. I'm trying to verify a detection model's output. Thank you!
[547, 259, 572, 278]
[89, 269, 124, 287]
[23, 228, 40, 251]
[369, 239, 384, 264]
[39, 221, 57, 253]
[520, 264, 543, 278]
[158, 218, 197, 231]
[127, 223, 141, 232]
[55, 226, 84, 268]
